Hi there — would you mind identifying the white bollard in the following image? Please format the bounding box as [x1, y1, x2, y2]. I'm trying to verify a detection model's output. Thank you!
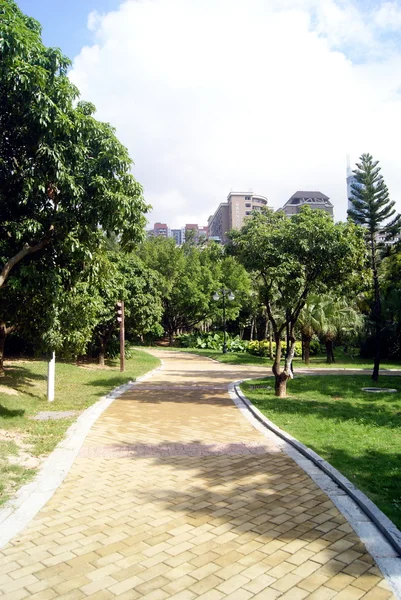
[47, 351, 55, 402]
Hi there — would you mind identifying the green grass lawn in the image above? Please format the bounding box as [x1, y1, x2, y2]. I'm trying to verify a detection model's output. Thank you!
[241, 374, 401, 529]
[0, 349, 159, 506]
[163, 346, 401, 370]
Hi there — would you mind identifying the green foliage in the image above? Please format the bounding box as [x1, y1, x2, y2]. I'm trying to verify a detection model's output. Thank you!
[175, 332, 248, 352]
[140, 238, 252, 337]
[229, 206, 367, 389]
[0, 0, 148, 290]
[348, 153, 401, 240]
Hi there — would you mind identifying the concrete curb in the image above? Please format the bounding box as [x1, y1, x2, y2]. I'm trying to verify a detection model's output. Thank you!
[230, 380, 401, 599]
[0, 361, 163, 550]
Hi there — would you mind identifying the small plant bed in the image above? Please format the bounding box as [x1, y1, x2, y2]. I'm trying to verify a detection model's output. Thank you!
[240, 374, 401, 529]
[0, 349, 160, 506]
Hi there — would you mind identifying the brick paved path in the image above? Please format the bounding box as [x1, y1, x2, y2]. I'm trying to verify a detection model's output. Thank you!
[0, 350, 396, 599]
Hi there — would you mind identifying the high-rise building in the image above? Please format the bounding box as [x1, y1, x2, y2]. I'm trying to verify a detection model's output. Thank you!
[169, 228, 183, 245]
[347, 156, 358, 212]
[208, 191, 268, 243]
[278, 191, 333, 217]
[153, 222, 169, 237]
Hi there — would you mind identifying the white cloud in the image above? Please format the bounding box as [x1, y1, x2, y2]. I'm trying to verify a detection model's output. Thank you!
[70, 0, 401, 228]
[374, 1, 401, 30]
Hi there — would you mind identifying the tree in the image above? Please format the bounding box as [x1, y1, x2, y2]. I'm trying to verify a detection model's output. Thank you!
[348, 153, 401, 380]
[0, 0, 148, 291]
[299, 294, 363, 364]
[140, 238, 251, 343]
[230, 207, 367, 397]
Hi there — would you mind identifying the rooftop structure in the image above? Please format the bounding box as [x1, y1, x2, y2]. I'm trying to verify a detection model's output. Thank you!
[278, 191, 333, 217]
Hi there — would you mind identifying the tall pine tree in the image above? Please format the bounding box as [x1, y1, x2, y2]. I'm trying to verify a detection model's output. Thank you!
[348, 153, 401, 381]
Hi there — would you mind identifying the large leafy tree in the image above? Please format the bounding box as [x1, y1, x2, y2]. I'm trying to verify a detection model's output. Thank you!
[348, 153, 401, 380]
[230, 207, 367, 397]
[0, 0, 148, 289]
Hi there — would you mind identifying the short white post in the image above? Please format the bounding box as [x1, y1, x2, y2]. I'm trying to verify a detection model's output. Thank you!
[47, 351, 55, 402]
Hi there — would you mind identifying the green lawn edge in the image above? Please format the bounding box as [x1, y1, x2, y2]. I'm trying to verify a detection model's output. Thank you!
[240, 374, 401, 530]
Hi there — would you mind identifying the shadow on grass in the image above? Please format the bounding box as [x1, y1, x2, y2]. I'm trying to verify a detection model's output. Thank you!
[315, 446, 401, 530]
[1, 366, 47, 400]
[0, 404, 25, 418]
[245, 376, 401, 429]
[86, 376, 134, 389]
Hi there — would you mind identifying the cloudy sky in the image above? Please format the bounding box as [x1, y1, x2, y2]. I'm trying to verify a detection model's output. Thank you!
[21, 0, 401, 227]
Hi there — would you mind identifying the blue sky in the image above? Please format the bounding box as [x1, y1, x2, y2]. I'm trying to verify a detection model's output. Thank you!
[15, 0, 401, 226]
[18, 0, 120, 59]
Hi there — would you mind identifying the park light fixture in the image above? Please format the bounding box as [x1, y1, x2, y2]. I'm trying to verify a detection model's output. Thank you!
[213, 289, 235, 354]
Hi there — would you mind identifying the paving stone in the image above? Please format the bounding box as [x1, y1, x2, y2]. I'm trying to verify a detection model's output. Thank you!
[0, 350, 397, 600]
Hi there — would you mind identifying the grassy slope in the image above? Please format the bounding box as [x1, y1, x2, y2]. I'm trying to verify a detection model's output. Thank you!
[0, 349, 159, 505]
[241, 374, 401, 529]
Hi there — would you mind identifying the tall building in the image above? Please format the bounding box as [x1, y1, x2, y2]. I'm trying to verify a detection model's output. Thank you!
[278, 191, 333, 217]
[208, 191, 268, 243]
[153, 222, 169, 237]
[347, 156, 358, 212]
[169, 228, 184, 245]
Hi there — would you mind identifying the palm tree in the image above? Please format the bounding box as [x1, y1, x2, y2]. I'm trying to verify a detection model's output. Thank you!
[297, 295, 321, 365]
[299, 295, 364, 364]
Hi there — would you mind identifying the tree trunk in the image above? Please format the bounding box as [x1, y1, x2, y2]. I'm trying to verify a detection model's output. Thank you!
[0, 323, 6, 377]
[268, 322, 273, 360]
[303, 334, 311, 365]
[264, 316, 269, 341]
[250, 318, 255, 341]
[98, 338, 105, 366]
[325, 339, 334, 364]
[274, 372, 289, 397]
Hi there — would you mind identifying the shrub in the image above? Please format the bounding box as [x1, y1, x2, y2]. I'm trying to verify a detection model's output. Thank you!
[247, 340, 303, 357]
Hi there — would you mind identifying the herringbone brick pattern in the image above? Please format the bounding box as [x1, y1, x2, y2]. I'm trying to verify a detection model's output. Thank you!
[0, 350, 395, 599]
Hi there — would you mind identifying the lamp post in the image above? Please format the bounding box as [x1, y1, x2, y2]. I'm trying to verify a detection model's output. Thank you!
[213, 289, 235, 354]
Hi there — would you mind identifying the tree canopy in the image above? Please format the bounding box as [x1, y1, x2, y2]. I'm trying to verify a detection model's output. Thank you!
[229, 207, 367, 396]
[0, 0, 149, 290]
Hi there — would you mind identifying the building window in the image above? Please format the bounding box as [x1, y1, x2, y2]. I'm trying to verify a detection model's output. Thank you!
[245, 203, 251, 208]
[245, 196, 251, 200]
[245, 211, 251, 216]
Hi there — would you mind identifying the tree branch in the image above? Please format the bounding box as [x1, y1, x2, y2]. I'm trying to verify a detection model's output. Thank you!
[0, 231, 54, 288]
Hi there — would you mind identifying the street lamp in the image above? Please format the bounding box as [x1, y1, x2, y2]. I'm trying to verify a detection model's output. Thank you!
[213, 289, 235, 353]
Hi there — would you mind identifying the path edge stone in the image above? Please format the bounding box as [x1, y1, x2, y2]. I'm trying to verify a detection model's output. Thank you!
[231, 380, 401, 599]
[0, 361, 163, 549]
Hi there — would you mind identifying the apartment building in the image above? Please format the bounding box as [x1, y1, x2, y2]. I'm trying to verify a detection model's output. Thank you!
[278, 191, 333, 217]
[208, 191, 268, 243]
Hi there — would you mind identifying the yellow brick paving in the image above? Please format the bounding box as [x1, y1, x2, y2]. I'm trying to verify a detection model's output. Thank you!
[0, 350, 396, 599]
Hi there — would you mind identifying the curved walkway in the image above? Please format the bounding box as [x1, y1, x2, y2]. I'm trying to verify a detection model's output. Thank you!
[0, 350, 397, 599]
